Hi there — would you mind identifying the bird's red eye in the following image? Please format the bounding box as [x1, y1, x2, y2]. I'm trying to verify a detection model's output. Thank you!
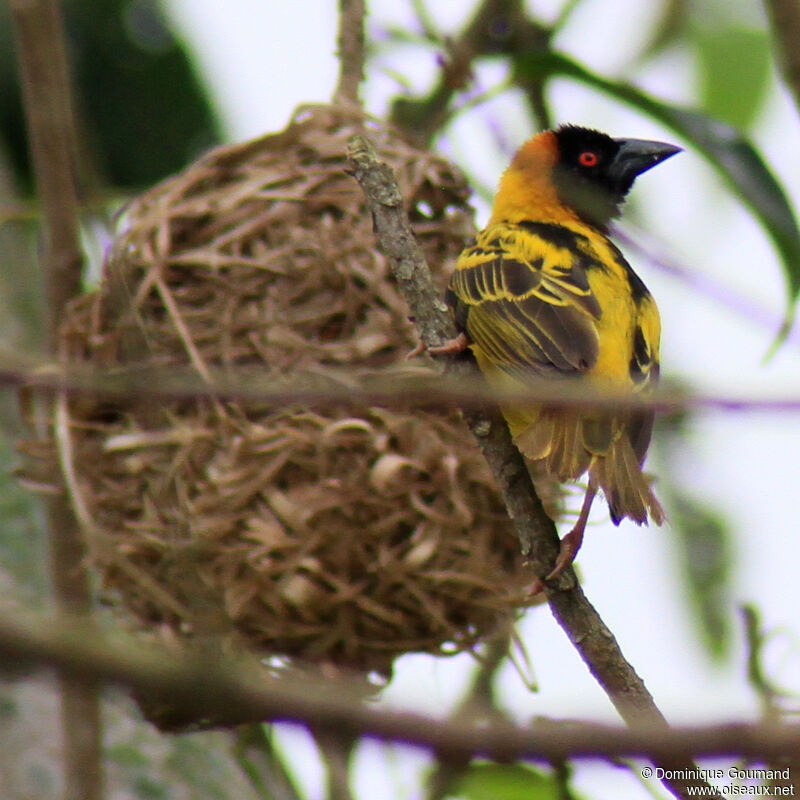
[579, 151, 598, 167]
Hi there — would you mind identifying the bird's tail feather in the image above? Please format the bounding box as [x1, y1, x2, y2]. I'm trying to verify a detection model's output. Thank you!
[514, 410, 664, 527]
[514, 410, 590, 481]
[591, 434, 664, 526]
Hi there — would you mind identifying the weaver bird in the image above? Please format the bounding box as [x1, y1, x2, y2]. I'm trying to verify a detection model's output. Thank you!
[432, 125, 681, 583]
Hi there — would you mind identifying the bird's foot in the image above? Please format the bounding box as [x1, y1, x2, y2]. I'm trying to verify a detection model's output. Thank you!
[545, 526, 585, 581]
[406, 332, 469, 360]
[405, 340, 427, 360]
[427, 332, 470, 356]
[526, 527, 584, 598]
[527, 576, 547, 597]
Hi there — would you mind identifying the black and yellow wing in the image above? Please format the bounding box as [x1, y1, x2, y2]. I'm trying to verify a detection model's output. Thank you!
[447, 221, 602, 382]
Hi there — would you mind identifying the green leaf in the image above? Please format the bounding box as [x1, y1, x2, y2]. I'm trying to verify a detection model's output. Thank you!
[654, 412, 733, 661]
[445, 763, 577, 800]
[106, 742, 152, 769]
[666, 490, 733, 660]
[692, 25, 772, 130]
[132, 775, 169, 800]
[0, 0, 221, 191]
[514, 51, 800, 344]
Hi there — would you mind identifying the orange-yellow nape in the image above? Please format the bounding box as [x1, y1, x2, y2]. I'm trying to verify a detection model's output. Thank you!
[489, 131, 582, 227]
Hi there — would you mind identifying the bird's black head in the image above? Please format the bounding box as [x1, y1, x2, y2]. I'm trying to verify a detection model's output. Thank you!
[552, 124, 681, 228]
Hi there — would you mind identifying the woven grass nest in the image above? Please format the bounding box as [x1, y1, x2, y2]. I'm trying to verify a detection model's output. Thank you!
[36, 104, 534, 675]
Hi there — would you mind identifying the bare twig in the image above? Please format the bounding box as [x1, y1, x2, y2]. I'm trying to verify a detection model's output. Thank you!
[9, 2, 101, 800]
[742, 605, 788, 723]
[389, 0, 550, 145]
[427, 635, 512, 800]
[334, 0, 366, 106]
[10, 0, 83, 340]
[1, 610, 800, 771]
[346, 134, 721, 800]
[741, 605, 800, 799]
[4, 354, 800, 416]
[389, 0, 551, 145]
[315, 727, 356, 800]
[347, 138, 554, 563]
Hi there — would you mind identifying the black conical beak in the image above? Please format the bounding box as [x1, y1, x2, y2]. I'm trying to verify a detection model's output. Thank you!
[609, 137, 682, 188]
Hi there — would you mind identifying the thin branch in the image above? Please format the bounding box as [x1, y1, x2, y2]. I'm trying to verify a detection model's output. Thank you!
[5, 355, 800, 416]
[346, 134, 721, 800]
[9, 3, 100, 800]
[314, 727, 356, 800]
[427, 635, 512, 800]
[1, 610, 800, 768]
[347, 136, 554, 563]
[763, 0, 800, 123]
[410, 0, 441, 41]
[334, 0, 366, 106]
[389, 0, 550, 145]
[740, 606, 800, 800]
[742, 605, 795, 722]
[10, 0, 83, 342]
[551, 0, 584, 34]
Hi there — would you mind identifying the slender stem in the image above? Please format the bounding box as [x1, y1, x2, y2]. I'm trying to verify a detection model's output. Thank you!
[410, 0, 440, 41]
[10, 0, 83, 343]
[427, 636, 511, 800]
[390, 0, 549, 146]
[315, 727, 356, 800]
[334, 0, 366, 106]
[551, 0, 584, 34]
[9, 2, 101, 800]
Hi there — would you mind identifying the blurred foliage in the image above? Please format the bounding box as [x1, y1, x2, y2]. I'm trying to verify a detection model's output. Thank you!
[0, 687, 267, 800]
[741, 604, 799, 721]
[634, 0, 689, 59]
[655, 412, 733, 661]
[232, 724, 303, 800]
[0, 410, 43, 610]
[692, 23, 772, 130]
[0, 422, 48, 602]
[443, 762, 583, 800]
[665, 491, 732, 659]
[0, 0, 220, 193]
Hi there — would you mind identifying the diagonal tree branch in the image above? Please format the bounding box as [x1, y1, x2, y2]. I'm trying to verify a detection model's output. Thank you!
[346, 134, 721, 800]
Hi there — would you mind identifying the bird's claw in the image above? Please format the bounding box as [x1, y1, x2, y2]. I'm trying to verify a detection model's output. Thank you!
[428, 332, 470, 356]
[406, 332, 469, 360]
[527, 527, 584, 598]
[545, 529, 582, 582]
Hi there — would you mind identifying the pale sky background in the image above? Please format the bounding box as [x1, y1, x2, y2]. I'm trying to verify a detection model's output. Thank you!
[161, 2, 800, 798]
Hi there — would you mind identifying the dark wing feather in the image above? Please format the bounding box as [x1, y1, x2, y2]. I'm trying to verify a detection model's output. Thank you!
[448, 223, 601, 380]
[626, 317, 661, 464]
